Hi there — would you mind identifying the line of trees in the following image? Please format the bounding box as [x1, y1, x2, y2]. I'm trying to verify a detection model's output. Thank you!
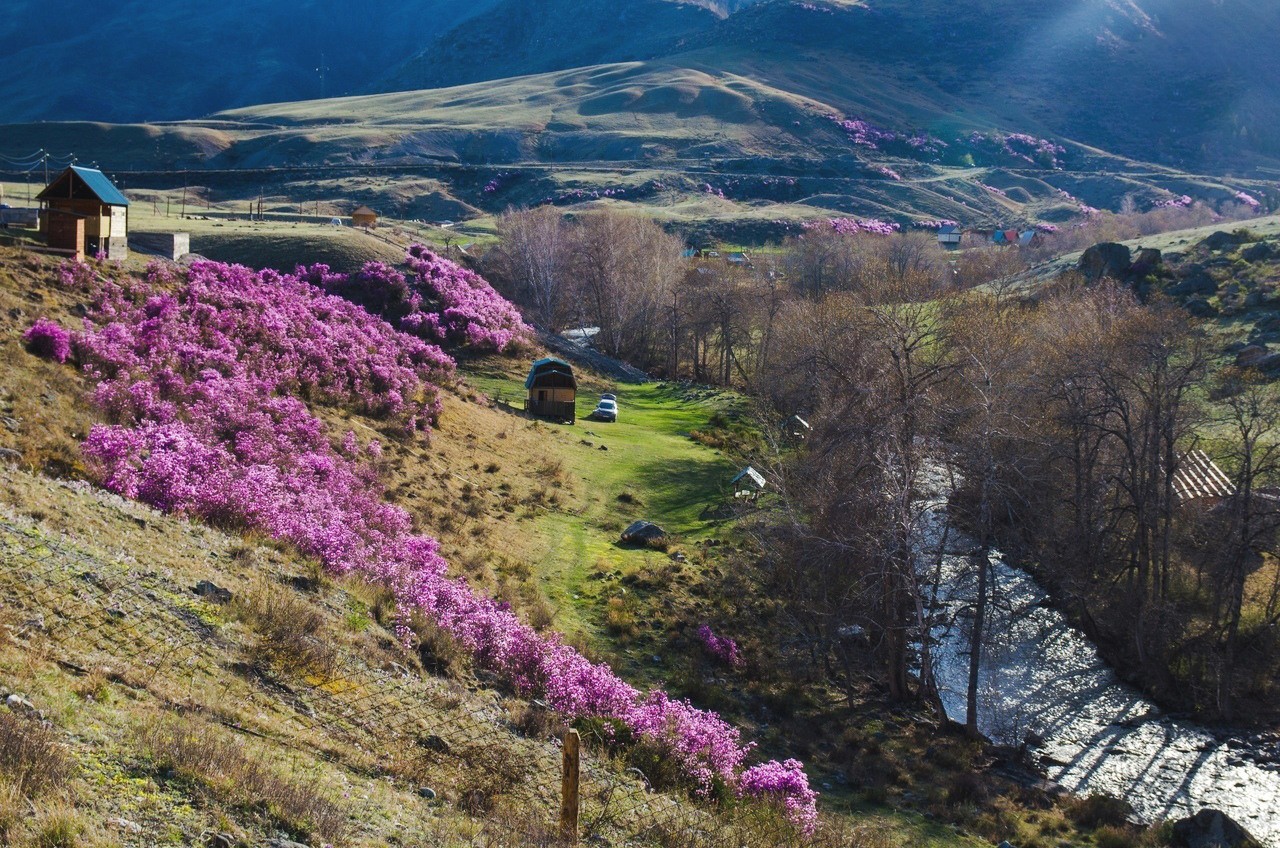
[483, 205, 1280, 723]
[755, 275, 1280, 724]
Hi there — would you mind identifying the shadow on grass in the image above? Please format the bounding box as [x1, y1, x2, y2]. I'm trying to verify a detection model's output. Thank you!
[628, 454, 733, 528]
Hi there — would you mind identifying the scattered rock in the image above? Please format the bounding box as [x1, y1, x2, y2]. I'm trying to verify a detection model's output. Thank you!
[107, 818, 142, 834]
[1202, 231, 1246, 251]
[998, 841, 1018, 848]
[0, 448, 20, 461]
[192, 580, 233, 604]
[5, 693, 42, 720]
[418, 786, 437, 799]
[201, 832, 234, 848]
[621, 520, 666, 545]
[1131, 247, 1163, 273]
[2, 417, 19, 433]
[1184, 299, 1219, 317]
[1170, 809, 1262, 848]
[265, 840, 311, 848]
[1171, 272, 1218, 298]
[598, 444, 608, 451]
[1252, 353, 1280, 372]
[1079, 242, 1132, 281]
[1236, 345, 1268, 367]
[1241, 241, 1275, 263]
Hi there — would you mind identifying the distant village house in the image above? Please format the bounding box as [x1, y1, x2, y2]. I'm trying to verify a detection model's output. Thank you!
[37, 165, 130, 261]
[351, 205, 377, 228]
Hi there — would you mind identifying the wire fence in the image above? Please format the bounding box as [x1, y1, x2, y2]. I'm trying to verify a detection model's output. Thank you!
[0, 520, 812, 847]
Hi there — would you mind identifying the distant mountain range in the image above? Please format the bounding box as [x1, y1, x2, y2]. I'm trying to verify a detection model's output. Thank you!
[5, 0, 1278, 175]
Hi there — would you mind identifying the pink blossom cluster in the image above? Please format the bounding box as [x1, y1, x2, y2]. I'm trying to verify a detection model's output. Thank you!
[697, 625, 742, 668]
[803, 217, 900, 236]
[738, 759, 819, 835]
[1036, 223, 1060, 233]
[872, 165, 902, 181]
[403, 246, 531, 353]
[912, 220, 960, 229]
[797, 2, 832, 12]
[704, 183, 726, 199]
[482, 172, 512, 194]
[980, 183, 1008, 197]
[827, 115, 898, 149]
[905, 132, 947, 155]
[1155, 194, 1192, 209]
[54, 257, 814, 826]
[968, 131, 1065, 168]
[1235, 191, 1261, 208]
[23, 317, 73, 363]
[1078, 203, 1101, 216]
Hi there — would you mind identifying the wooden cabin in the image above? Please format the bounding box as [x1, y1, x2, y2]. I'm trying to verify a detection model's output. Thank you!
[37, 166, 129, 260]
[352, 205, 377, 228]
[525, 358, 577, 422]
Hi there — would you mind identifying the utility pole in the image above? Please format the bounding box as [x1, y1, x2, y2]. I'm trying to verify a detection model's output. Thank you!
[316, 52, 330, 99]
[181, 172, 188, 218]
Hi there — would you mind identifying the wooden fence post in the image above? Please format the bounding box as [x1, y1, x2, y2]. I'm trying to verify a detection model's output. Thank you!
[560, 728, 581, 845]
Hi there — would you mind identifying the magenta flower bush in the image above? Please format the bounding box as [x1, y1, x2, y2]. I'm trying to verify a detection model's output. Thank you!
[1235, 191, 1260, 208]
[803, 217, 900, 236]
[63, 257, 815, 829]
[23, 317, 72, 363]
[404, 245, 531, 353]
[738, 759, 819, 835]
[698, 625, 743, 668]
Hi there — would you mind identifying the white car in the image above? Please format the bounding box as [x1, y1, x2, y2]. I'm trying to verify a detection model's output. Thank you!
[593, 398, 618, 421]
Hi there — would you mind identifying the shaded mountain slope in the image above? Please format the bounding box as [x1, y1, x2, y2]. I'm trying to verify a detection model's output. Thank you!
[0, 0, 500, 123]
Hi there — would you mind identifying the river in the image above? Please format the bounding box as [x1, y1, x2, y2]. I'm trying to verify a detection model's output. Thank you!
[917, 473, 1280, 846]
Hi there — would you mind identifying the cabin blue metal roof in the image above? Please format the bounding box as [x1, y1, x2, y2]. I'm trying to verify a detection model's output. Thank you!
[37, 166, 130, 207]
[525, 357, 576, 389]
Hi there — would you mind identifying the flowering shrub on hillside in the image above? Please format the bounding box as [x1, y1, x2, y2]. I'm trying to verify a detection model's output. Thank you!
[738, 759, 819, 834]
[803, 217, 900, 236]
[23, 318, 72, 363]
[698, 625, 742, 668]
[404, 245, 531, 353]
[53, 256, 815, 829]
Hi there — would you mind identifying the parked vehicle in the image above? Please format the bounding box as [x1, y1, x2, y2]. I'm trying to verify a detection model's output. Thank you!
[593, 398, 618, 421]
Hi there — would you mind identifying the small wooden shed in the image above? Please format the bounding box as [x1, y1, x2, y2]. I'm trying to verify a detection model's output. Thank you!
[37, 166, 130, 260]
[352, 205, 377, 228]
[525, 358, 577, 422]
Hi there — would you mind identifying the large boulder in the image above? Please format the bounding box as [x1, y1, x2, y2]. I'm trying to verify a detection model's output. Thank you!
[1170, 809, 1262, 848]
[1170, 271, 1219, 299]
[1202, 231, 1246, 252]
[1241, 241, 1275, 263]
[1184, 299, 1219, 318]
[1080, 242, 1132, 281]
[1236, 345, 1269, 367]
[621, 520, 666, 545]
[1131, 247, 1163, 275]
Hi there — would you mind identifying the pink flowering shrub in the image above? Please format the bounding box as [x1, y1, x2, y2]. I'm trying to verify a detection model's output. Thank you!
[23, 318, 72, 363]
[1235, 191, 1260, 209]
[65, 257, 815, 828]
[698, 625, 742, 668]
[738, 759, 819, 835]
[803, 218, 900, 236]
[404, 245, 531, 353]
